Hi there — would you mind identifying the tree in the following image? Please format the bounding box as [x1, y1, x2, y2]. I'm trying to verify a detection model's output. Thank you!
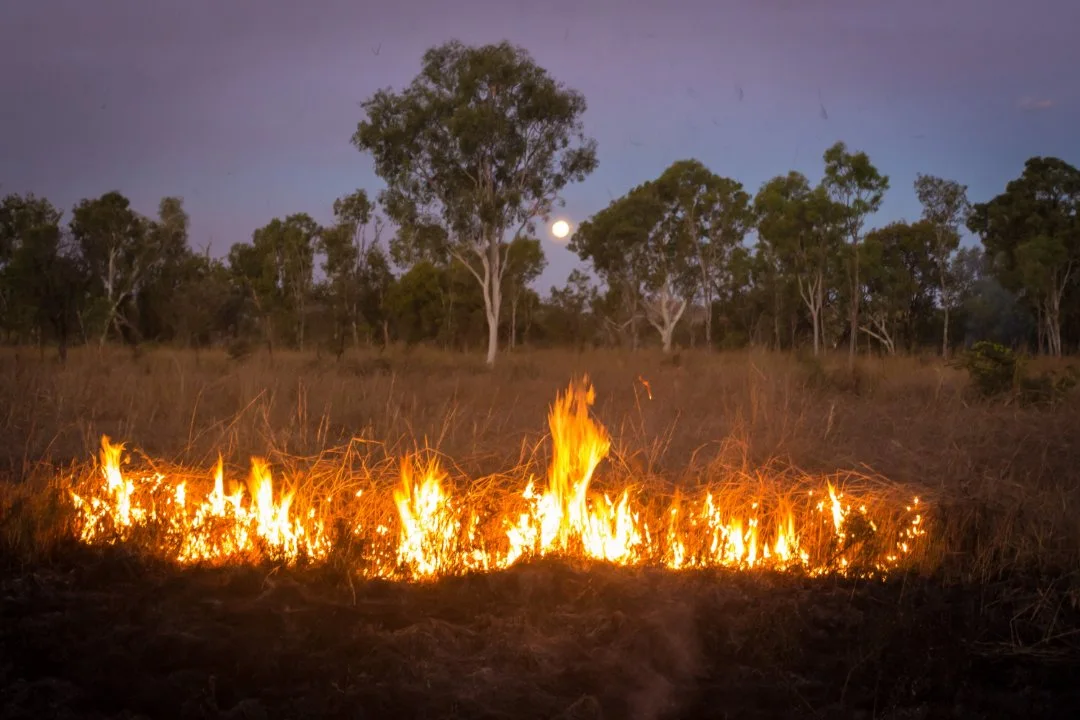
[571, 180, 694, 353]
[386, 261, 446, 345]
[654, 160, 752, 348]
[249, 214, 321, 350]
[543, 269, 598, 348]
[69, 191, 152, 345]
[135, 197, 196, 342]
[861, 221, 938, 353]
[322, 189, 393, 351]
[822, 142, 890, 366]
[968, 157, 1080, 356]
[502, 235, 546, 349]
[754, 172, 842, 355]
[353, 39, 598, 366]
[914, 174, 970, 356]
[0, 193, 86, 358]
[170, 252, 233, 348]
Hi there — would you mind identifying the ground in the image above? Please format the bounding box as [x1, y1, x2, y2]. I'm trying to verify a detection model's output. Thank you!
[2, 346, 1079, 718]
[3, 549, 1078, 719]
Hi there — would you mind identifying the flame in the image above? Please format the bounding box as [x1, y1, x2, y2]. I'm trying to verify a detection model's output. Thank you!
[637, 375, 652, 400]
[68, 378, 929, 581]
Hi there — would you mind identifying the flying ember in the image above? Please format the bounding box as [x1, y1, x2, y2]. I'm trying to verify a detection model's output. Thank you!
[68, 377, 928, 580]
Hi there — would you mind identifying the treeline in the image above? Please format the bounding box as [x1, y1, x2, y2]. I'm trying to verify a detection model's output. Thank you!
[2, 40, 1077, 363]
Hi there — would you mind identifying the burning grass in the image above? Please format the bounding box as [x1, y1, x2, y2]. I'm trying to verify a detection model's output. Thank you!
[62, 377, 927, 581]
[2, 347, 1079, 718]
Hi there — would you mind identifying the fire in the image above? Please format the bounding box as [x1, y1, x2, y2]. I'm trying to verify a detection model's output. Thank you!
[68, 377, 929, 580]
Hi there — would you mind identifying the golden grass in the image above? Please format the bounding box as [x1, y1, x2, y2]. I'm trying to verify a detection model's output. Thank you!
[1, 344, 1079, 584]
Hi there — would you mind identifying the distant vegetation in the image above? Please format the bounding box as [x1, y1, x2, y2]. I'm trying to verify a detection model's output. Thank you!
[2, 40, 1077, 365]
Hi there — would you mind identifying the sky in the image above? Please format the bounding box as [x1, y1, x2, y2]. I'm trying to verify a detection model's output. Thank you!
[2, 0, 1078, 292]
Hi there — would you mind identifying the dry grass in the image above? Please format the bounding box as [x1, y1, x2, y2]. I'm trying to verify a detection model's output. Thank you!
[2, 345, 1079, 718]
[2, 344, 1078, 580]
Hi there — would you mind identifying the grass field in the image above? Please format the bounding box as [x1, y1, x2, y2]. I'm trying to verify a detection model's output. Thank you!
[2, 346, 1079, 718]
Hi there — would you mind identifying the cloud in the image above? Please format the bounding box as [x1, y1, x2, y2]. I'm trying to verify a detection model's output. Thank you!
[1018, 97, 1055, 111]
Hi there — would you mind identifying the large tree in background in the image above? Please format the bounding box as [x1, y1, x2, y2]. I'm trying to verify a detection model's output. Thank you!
[321, 189, 394, 350]
[353, 39, 598, 366]
[654, 159, 752, 348]
[0, 193, 86, 358]
[572, 179, 695, 353]
[968, 157, 1080, 356]
[230, 213, 320, 351]
[754, 172, 842, 355]
[822, 142, 889, 366]
[860, 221, 938, 354]
[69, 191, 156, 345]
[914, 174, 970, 356]
[135, 197, 196, 343]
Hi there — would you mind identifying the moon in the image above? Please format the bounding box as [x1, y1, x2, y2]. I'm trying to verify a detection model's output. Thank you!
[551, 219, 571, 240]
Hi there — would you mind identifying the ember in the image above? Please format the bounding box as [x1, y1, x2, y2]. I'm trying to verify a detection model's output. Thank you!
[69, 377, 927, 579]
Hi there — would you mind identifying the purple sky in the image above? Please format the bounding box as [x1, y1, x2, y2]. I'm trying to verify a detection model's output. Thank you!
[3, 0, 1078, 292]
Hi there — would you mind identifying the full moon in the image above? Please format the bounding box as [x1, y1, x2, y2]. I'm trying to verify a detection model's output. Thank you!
[551, 220, 571, 239]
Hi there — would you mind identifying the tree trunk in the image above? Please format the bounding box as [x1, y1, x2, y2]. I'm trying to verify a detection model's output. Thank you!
[940, 278, 950, 358]
[660, 324, 675, 353]
[483, 261, 502, 368]
[702, 288, 713, 349]
[1047, 293, 1063, 357]
[485, 309, 499, 365]
[848, 245, 859, 368]
[510, 293, 518, 350]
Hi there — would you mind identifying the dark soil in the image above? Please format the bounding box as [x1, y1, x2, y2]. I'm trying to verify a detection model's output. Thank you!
[2, 547, 1079, 720]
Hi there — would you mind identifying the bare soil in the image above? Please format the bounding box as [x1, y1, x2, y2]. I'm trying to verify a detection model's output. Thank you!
[3, 546, 1079, 720]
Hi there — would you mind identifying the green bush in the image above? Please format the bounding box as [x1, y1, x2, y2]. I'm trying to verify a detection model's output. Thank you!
[956, 341, 1077, 404]
[955, 341, 1021, 398]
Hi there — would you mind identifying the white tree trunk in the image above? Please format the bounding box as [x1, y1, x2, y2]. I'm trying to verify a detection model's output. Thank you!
[860, 313, 896, 355]
[482, 257, 502, 367]
[644, 276, 688, 354]
[797, 272, 825, 356]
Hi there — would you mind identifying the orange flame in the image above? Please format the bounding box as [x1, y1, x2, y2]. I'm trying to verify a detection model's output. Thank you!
[68, 378, 928, 580]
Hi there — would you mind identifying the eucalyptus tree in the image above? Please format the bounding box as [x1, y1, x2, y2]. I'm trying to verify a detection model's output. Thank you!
[69, 193, 152, 345]
[968, 157, 1080, 356]
[914, 174, 970, 356]
[353, 40, 597, 366]
[754, 172, 843, 355]
[571, 180, 694, 353]
[821, 142, 889, 365]
[654, 159, 752, 347]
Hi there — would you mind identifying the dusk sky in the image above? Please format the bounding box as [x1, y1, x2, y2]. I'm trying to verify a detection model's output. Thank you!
[3, 0, 1078, 291]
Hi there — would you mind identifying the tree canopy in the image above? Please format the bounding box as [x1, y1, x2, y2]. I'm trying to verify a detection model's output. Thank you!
[352, 39, 598, 366]
[1, 40, 1076, 360]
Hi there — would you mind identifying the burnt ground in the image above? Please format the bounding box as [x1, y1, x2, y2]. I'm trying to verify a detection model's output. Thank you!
[2, 547, 1079, 720]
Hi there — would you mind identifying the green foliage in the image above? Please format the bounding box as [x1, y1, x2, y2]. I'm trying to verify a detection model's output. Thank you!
[822, 142, 890, 360]
[968, 157, 1080, 356]
[754, 171, 843, 354]
[957, 341, 1078, 404]
[860, 221, 939, 353]
[353, 39, 597, 365]
[956, 341, 1022, 398]
[4, 37, 1080, 362]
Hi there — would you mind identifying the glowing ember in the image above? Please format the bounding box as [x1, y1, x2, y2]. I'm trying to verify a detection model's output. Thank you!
[68, 377, 928, 580]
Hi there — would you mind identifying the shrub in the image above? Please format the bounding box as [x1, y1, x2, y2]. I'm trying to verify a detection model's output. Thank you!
[956, 341, 1077, 404]
[955, 341, 1021, 398]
